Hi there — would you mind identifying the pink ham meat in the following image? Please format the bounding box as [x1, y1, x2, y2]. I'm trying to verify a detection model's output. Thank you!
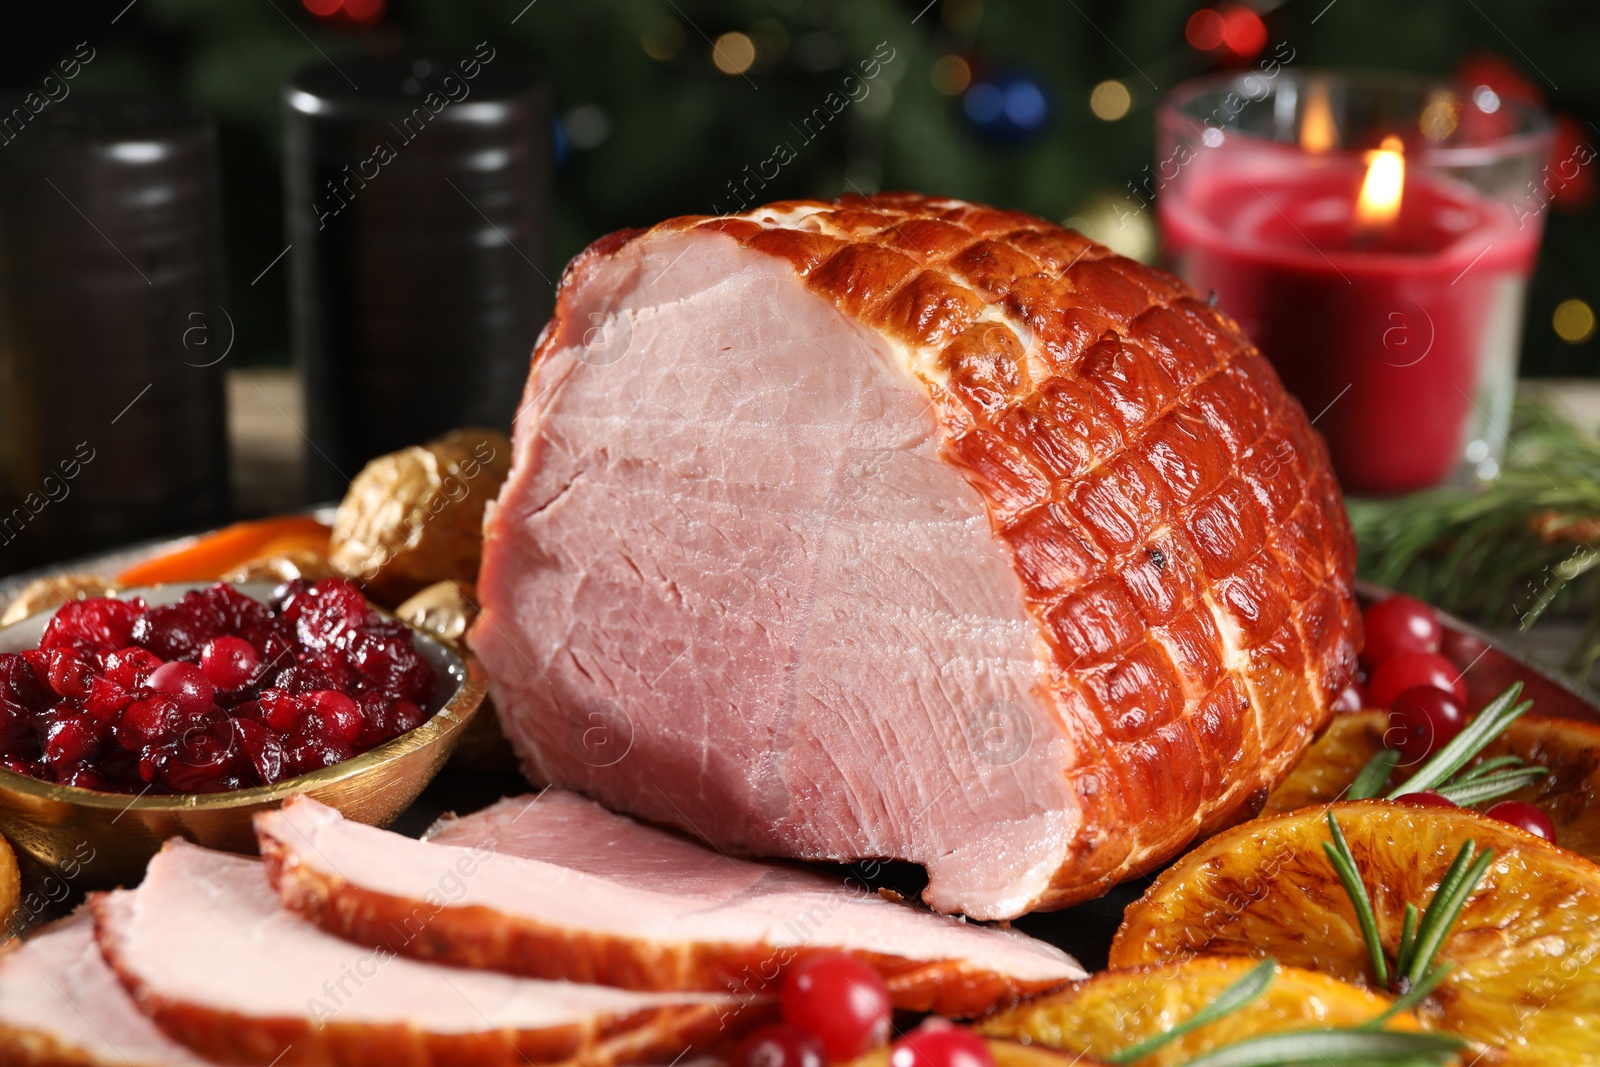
[0, 912, 218, 1067]
[258, 792, 1082, 1018]
[91, 840, 762, 1067]
[471, 193, 1360, 920]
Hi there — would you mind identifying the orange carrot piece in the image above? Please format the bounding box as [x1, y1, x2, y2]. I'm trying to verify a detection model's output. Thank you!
[116, 516, 332, 586]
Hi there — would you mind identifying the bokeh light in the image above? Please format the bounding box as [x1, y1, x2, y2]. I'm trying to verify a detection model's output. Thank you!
[641, 17, 685, 61]
[1554, 298, 1597, 344]
[712, 32, 756, 75]
[932, 55, 972, 97]
[1185, 9, 1226, 51]
[1089, 80, 1131, 121]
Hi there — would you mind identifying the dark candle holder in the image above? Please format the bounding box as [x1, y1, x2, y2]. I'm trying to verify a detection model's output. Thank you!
[0, 93, 231, 574]
[284, 50, 552, 502]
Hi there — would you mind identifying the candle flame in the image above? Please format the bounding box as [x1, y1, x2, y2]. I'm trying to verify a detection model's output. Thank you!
[1356, 135, 1405, 230]
[1300, 80, 1336, 152]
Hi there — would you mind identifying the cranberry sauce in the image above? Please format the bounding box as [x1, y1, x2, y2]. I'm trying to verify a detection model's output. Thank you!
[0, 580, 436, 794]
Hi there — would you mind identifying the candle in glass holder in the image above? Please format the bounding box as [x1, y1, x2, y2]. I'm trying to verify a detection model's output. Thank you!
[1157, 71, 1553, 494]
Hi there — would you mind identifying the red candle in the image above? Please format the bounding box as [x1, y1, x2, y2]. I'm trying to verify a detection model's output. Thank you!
[1156, 74, 1552, 495]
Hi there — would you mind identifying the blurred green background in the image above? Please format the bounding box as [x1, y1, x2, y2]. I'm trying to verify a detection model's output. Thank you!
[7, 0, 1597, 373]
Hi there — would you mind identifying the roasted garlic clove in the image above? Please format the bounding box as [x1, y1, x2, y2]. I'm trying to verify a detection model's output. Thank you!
[394, 580, 480, 648]
[329, 428, 511, 607]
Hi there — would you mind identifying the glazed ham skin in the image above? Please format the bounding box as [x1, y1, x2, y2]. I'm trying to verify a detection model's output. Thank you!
[0, 912, 218, 1067]
[258, 792, 1082, 1017]
[91, 840, 761, 1067]
[472, 192, 1360, 921]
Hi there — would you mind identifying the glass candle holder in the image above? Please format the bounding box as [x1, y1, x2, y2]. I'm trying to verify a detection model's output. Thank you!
[1156, 69, 1553, 495]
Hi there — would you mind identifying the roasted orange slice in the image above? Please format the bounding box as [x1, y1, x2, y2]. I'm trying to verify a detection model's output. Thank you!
[1112, 801, 1600, 1064]
[849, 1037, 1109, 1067]
[976, 956, 1430, 1066]
[1266, 711, 1600, 861]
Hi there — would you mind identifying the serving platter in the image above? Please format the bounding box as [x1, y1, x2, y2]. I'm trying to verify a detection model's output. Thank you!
[4, 516, 1599, 977]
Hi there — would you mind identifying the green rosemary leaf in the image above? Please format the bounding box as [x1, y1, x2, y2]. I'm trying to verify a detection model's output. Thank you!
[1450, 754, 1530, 784]
[1178, 1028, 1466, 1067]
[1348, 748, 1401, 800]
[1389, 685, 1529, 798]
[1323, 813, 1389, 988]
[1363, 964, 1453, 1031]
[1395, 903, 1419, 978]
[1406, 847, 1496, 987]
[1434, 767, 1550, 807]
[1104, 958, 1277, 1064]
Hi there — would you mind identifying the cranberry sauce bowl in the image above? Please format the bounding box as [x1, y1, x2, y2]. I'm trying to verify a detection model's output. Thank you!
[0, 580, 486, 887]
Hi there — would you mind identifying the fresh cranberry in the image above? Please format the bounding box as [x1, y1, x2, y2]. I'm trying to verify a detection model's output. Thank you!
[1367, 653, 1466, 710]
[1331, 682, 1366, 712]
[1361, 595, 1442, 669]
[39, 597, 144, 655]
[781, 955, 892, 1062]
[1384, 687, 1467, 764]
[100, 647, 163, 690]
[1396, 790, 1457, 809]
[731, 1026, 826, 1067]
[303, 690, 362, 744]
[201, 636, 261, 690]
[890, 1028, 995, 1067]
[1486, 801, 1557, 842]
[45, 649, 94, 699]
[148, 661, 216, 717]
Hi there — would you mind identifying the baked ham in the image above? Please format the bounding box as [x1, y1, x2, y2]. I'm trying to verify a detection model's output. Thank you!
[471, 193, 1359, 921]
[258, 792, 1083, 1017]
[0, 912, 217, 1067]
[92, 840, 762, 1067]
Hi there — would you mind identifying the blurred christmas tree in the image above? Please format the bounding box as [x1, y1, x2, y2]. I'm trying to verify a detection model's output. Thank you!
[12, 0, 1598, 373]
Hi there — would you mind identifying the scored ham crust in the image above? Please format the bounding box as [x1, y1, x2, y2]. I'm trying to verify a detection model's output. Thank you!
[91, 841, 764, 1067]
[472, 192, 1360, 920]
[258, 793, 1082, 1017]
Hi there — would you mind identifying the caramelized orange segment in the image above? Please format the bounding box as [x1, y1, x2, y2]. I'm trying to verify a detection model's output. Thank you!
[1112, 801, 1600, 1065]
[848, 1037, 1109, 1067]
[976, 956, 1427, 1067]
[1267, 711, 1600, 862]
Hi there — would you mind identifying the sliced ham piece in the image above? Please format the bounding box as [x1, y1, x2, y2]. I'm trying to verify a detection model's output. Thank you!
[259, 792, 1083, 1017]
[0, 912, 217, 1067]
[470, 192, 1360, 920]
[92, 840, 763, 1067]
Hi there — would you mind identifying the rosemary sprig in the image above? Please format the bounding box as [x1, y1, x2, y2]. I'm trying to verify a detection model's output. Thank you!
[1179, 1028, 1465, 1067]
[1345, 682, 1542, 806]
[1322, 812, 1389, 988]
[1433, 767, 1549, 806]
[1103, 958, 1275, 1064]
[1098, 950, 1462, 1066]
[1349, 396, 1600, 678]
[1324, 813, 1496, 997]
[1362, 964, 1452, 1031]
[1347, 748, 1400, 800]
[1401, 845, 1496, 989]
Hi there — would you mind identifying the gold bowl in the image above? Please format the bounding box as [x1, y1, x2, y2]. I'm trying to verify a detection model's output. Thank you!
[0, 582, 488, 887]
